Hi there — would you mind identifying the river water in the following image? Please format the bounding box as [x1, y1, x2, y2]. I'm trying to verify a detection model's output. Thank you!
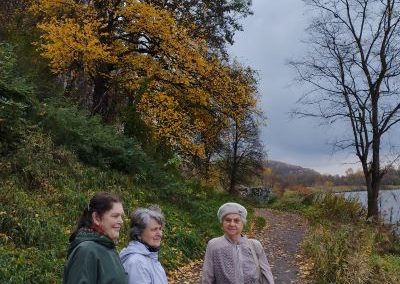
[341, 189, 400, 227]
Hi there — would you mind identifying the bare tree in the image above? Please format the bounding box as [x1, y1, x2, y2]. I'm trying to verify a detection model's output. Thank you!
[290, 0, 400, 219]
[219, 113, 265, 194]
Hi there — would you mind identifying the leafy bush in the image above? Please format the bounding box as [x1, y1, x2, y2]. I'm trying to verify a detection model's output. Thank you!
[41, 98, 165, 183]
[0, 95, 28, 155]
[269, 190, 312, 211]
[254, 216, 266, 231]
[303, 224, 376, 283]
[0, 42, 35, 96]
[0, 42, 36, 155]
[0, 193, 66, 249]
[312, 193, 366, 224]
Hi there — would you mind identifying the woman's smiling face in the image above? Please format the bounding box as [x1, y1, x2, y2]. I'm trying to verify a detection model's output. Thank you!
[140, 218, 163, 248]
[222, 213, 243, 241]
[93, 202, 124, 242]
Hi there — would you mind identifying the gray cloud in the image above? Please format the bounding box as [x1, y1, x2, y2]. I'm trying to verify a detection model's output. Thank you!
[229, 0, 400, 175]
[229, 0, 356, 175]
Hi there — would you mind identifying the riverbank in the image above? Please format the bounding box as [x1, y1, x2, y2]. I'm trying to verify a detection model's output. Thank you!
[316, 185, 400, 193]
[271, 191, 400, 283]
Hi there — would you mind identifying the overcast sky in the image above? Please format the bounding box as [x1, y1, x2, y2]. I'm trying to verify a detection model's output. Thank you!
[228, 0, 360, 175]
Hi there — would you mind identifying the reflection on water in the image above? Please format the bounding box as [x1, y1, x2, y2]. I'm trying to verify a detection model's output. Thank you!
[341, 189, 400, 228]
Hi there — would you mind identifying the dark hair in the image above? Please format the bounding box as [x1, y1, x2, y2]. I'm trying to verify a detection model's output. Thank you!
[75, 192, 122, 231]
[129, 205, 165, 241]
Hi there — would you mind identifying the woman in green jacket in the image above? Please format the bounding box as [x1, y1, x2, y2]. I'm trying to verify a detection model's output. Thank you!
[63, 192, 128, 284]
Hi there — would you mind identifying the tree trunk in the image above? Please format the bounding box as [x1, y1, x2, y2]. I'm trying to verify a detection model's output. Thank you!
[229, 121, 239, 194]
[367, 176, 380, 219]
[229, 162, 237, 194]
[92, 73, 109, 117]
[92, 62, 116, 122]
[367, 95, 381, 219]
[367, 152, 381, 219]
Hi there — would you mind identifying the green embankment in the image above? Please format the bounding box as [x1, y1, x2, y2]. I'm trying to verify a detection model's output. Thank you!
[0, 100, 242, 283]
[0, 42, 247, 282]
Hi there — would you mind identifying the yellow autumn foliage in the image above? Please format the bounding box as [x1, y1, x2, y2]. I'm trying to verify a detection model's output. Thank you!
[31, 0, 258, 157]
[37, 18, 115, 73]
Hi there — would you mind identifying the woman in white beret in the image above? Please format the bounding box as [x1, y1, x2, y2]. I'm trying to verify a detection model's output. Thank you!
[201, 202, 274, 284]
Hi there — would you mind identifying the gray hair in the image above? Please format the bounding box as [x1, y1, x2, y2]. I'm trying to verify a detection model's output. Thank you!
[129, 205, 165, 241]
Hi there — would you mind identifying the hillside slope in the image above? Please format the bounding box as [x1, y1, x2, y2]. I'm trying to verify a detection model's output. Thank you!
[0, 82, 244, 283]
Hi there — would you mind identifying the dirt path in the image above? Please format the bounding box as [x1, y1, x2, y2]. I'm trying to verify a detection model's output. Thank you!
[253, 209, 310, 284]
[168, 208, 310, 283]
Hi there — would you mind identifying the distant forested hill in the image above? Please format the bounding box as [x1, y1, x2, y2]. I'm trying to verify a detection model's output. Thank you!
[266, 160, 320, 177]
[264, 160, 322, 188]
[264, 160, 400, 188]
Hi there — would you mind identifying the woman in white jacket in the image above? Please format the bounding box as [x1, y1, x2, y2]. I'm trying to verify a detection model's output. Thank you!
[120, 206, 168, 284]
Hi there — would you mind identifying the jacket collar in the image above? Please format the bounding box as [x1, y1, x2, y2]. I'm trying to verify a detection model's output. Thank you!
[68, 227, 115, 256]
[223, 234, 245, 244]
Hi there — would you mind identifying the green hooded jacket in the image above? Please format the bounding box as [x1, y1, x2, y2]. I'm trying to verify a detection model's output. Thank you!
[63, 228, 128, 284]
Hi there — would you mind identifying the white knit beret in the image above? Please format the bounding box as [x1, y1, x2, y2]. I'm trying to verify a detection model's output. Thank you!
[217, 202, 247, 223]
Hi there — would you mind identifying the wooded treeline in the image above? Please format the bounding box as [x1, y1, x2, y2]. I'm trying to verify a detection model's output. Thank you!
[0, 0, 265, 192]
[264, 161, 400, 189]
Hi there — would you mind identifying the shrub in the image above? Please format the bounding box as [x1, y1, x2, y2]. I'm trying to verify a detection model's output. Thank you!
[0, 42, 36, 156]
[270, 190, 312, 211]
[313, 193, 366, 224]
[41, 98, 163, 183]
[0, 95, 28, 155]
[303, 224, 376, 283]
[254, 216, 266, 231]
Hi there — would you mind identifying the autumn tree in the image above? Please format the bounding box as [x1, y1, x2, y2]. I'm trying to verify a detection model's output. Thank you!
[142, 0, 253, 55]
[291, 0, 400, 219]
[183, 62, 263, 189]
[31, 0, 258, 159]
